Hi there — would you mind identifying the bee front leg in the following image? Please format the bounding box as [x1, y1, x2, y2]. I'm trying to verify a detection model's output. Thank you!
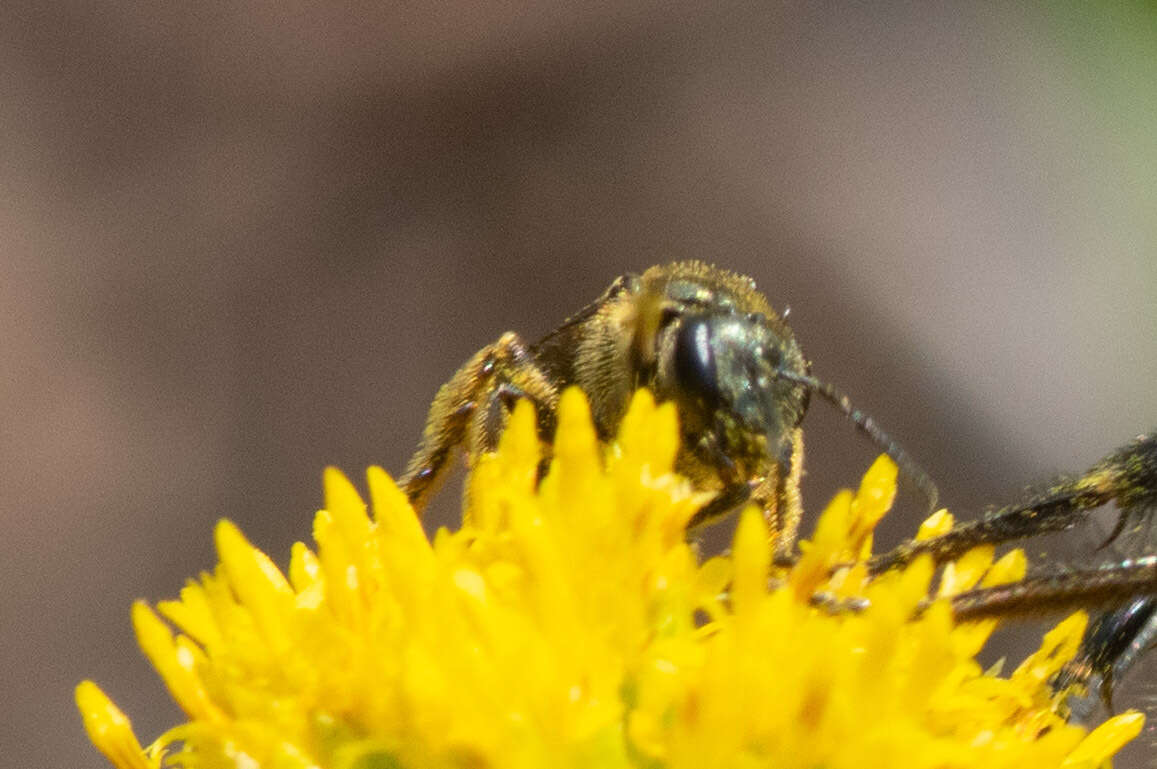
[400, 332, 558, 514]
[684, 428, 805, 564]
[753, 428, 805, 563]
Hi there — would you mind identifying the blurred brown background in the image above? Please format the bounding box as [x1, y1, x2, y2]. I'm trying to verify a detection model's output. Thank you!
[4, 2, 1156, 767]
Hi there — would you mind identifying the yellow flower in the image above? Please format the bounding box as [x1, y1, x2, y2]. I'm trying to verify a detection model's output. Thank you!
[78, 389, 1143, 769]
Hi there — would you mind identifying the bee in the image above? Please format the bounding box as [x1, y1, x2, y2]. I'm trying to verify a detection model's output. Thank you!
[399, 261, 937, 560]
[400, 261, 1157, 708]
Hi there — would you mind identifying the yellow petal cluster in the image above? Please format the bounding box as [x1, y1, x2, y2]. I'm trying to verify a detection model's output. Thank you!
[78, 388, 1142, 769]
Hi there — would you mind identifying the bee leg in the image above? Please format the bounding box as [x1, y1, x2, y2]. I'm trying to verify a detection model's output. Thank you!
[813, 561, 1157, 712]
[749, 427, 804, 563]
[682, 428, 805, 557]
[870, 433, 1157, 576]
[941, 556, 1157, 621]
[400, 332, 558, 514]
[945, 560, 1157, 713]
[691, 428, 805, 562]
[775, 428, 805, 560]
[868, 488, 1099, 575]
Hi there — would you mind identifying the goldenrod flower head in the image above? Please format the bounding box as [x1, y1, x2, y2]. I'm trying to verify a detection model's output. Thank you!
[78, 389, 1143, 769]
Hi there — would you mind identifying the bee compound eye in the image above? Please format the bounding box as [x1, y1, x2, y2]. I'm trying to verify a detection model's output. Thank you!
[673, 317, 720, 405]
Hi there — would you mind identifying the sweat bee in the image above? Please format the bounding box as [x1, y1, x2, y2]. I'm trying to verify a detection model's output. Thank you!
[399, 260, 938, 561]
[400, 261, 1157, 708]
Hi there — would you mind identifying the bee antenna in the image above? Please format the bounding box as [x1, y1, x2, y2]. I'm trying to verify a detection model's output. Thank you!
[776, 370, 940, 514]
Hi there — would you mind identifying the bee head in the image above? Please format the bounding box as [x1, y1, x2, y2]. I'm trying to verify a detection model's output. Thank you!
[633, 261, 937, 513]
[655, 308, 810, 483]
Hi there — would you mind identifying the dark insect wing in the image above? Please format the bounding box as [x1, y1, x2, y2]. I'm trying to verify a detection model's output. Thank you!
[530, 273, 639, 359]
[1057, 597, 1157, 720]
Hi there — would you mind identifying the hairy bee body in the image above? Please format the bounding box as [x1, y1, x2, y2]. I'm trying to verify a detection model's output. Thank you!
[402, 262, 813, 552]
